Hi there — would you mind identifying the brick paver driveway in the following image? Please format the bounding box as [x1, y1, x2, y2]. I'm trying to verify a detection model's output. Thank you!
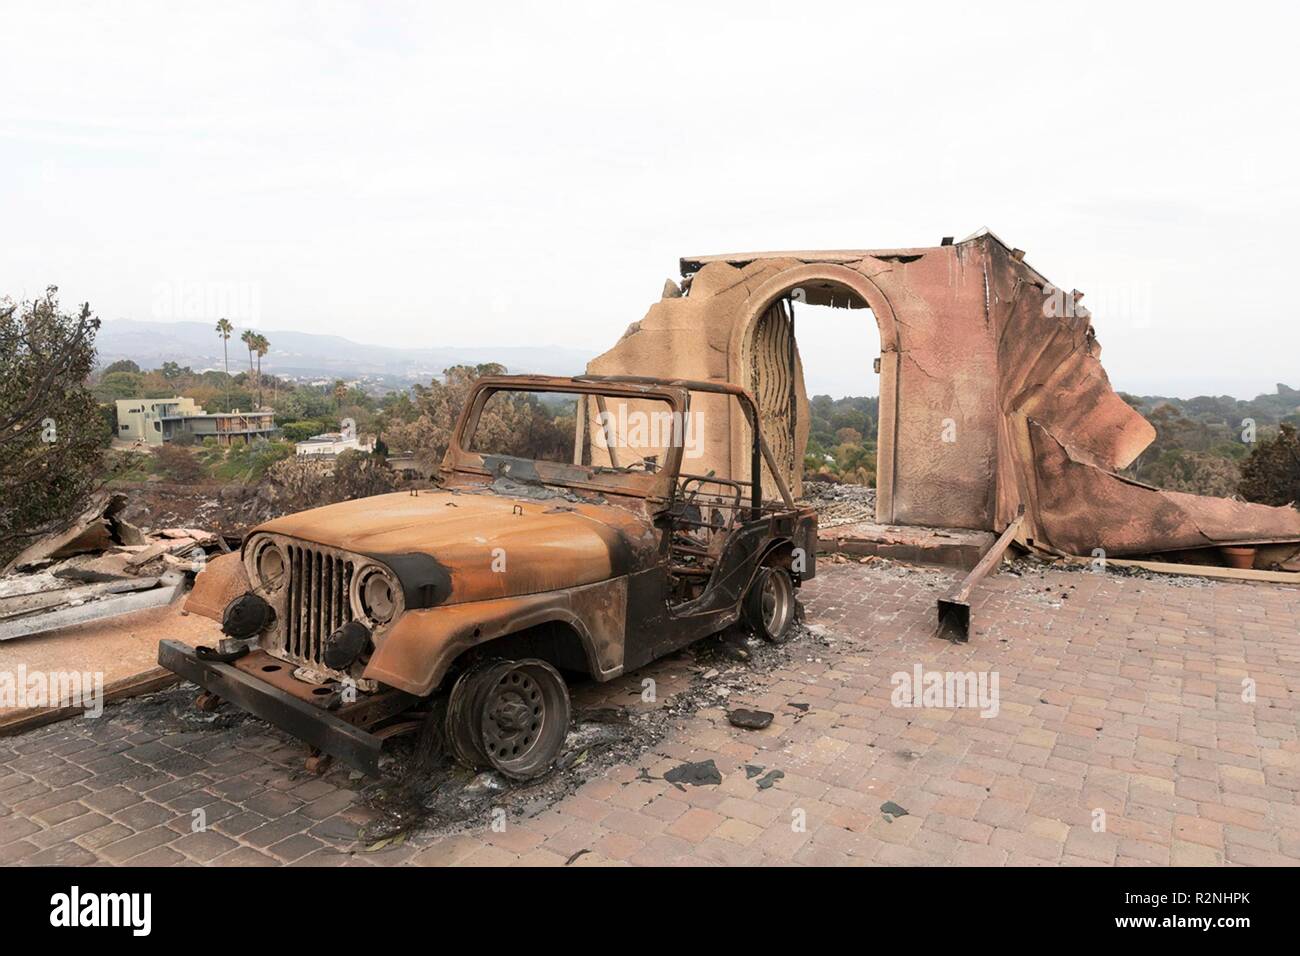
[2, 561, 1297, 866]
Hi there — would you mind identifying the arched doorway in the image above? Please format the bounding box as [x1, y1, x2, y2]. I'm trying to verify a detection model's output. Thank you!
[727, 264, 901, 524]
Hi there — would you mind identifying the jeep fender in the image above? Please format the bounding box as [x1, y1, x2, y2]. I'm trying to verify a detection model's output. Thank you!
[184, 551, 251, 622]
[363, 575, 628, 697]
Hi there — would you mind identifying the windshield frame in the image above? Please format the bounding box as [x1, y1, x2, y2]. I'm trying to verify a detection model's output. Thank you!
[445, 376, 690, 501]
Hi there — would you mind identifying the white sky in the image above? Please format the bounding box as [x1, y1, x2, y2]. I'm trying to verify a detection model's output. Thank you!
[3, 1, 1297, 398]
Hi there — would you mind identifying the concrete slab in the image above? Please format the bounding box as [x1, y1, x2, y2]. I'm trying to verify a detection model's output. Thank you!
[819, 521, 995, 569]
[0, 596, 221, 728]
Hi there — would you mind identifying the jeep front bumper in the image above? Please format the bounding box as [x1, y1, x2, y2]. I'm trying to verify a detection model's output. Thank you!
[157, 640, 413, 776]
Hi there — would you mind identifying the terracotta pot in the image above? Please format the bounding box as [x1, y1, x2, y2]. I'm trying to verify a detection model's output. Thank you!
[1220, 546, 1257, 570]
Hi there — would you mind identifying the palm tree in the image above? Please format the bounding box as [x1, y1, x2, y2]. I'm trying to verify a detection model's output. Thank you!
[239, 329, 255, 405]
[215, 318, 233, 410]
[253, 333, 270, 407]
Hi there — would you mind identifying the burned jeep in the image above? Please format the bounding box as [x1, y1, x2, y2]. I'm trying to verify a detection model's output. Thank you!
[160, 375, 816, 779]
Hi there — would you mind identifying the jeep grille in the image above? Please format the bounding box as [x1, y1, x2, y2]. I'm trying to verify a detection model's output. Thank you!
[276, 542, 356, 671]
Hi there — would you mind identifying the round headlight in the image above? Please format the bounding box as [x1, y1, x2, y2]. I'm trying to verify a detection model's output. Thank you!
[254, 541, 285, 590]
[357, 566, 398, 625]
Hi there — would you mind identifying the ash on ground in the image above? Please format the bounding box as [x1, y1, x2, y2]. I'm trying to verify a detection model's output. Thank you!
[1007, 555, 1217, 589]
[39, 478, 857, 852]
[86, 613, 842, 851]
[353, 617, 837, 846]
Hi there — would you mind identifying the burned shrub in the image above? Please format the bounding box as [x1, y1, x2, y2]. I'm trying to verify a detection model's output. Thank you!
[332, 448, 397, 499]
[263, 449, 395, 513]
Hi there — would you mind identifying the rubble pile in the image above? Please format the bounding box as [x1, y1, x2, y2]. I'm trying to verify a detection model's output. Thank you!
[115, 481, 280, 538]
[798, 479, 877, 528]
[0, 492, 229, 641]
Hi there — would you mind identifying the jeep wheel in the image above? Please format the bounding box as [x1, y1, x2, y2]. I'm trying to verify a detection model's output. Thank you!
[744, 566, 796, 643]
[445, 658, 571, 780]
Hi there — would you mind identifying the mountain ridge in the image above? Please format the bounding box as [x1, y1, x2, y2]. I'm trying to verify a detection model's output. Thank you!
[95, 318, 594, 382]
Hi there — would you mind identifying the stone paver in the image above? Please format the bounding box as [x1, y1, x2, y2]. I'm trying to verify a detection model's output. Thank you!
[1, 561, 1297, 866]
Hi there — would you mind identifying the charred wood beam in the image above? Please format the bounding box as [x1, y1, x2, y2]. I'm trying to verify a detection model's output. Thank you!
[937, 514, 1024, 643]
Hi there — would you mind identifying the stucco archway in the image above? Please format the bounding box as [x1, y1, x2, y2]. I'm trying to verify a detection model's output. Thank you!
[727, 263, 901, 523]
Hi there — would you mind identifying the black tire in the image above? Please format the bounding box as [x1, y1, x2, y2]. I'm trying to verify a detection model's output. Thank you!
[744, 566, 796, 643]
[445, 658, 570, 780]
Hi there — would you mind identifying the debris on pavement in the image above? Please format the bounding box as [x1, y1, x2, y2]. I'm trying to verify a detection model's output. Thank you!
[880, 800, 910, 820]
[664, 758, 723, 789]
[256, 618, 834, 844]
[727, 707, 774, 730]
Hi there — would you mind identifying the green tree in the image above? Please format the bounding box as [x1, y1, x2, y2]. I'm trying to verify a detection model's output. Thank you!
[1144, 451, 1240, 497]
[102, 358, 140, 375]
[280, 420, 326, 442]
[215, 318, 234, 409]
[239, 328, 255, 399]
[382, 364, 507, 474]
[1126, 403, 1211, 482]
[92, 370, 145, 402]
[253, 332, 270, 407]
[1, 288, 107, 568]
[1238, 424, 1300, 507]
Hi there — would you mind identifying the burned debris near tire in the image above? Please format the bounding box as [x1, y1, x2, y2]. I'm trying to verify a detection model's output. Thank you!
[727, 708, 774, 730]
[9, 599, 813, 852]
[335, 618, 827, 845]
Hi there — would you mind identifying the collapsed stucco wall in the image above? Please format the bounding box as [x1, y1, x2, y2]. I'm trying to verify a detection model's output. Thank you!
[587, 232, 1300, 561]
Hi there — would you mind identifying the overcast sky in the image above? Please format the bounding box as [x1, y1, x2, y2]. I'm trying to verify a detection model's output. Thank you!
[3, 1, 1297, 399]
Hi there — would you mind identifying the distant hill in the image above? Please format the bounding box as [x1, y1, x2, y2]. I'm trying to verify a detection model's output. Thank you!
[94, 319, 593, 383]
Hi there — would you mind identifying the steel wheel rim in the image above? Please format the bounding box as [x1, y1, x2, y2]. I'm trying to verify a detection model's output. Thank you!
[478, 659, 569, 779]
[484, 669, 543, 761]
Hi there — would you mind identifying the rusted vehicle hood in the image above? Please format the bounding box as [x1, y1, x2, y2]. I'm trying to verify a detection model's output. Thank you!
[251, 490, 655, 604]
